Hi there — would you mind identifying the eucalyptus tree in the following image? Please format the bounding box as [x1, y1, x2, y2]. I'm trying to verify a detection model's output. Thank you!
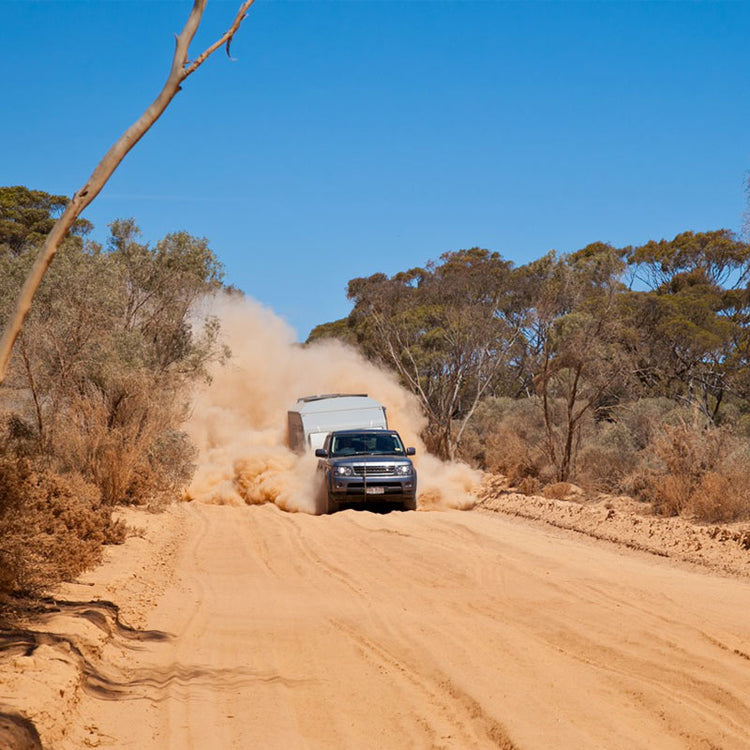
[625, 230, 750, 420]
[1, 209, 225, 504]
[523, 243, 629, 482]
[343, 248, 522, 460]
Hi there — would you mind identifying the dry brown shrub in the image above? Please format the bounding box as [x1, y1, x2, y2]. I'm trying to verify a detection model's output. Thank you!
[688, 471, 750, 523]
[543, 482, 574, 500]
[618, 398, 691, 450]
[635, 423, 750, 522]
[0, 458, 120, 599]
[484, 429, 543, 481]
[620, 465, 653, 502]
[576, 401, 692, 493]
[576, 423, 638, 492]
[60, 388, 156, 505]
[56, 387, 196, 507]
[648, 473, 692, 517]
[459, 397, 552, 482]
[517, 477, 542, 496]
[126, 429, 197, 508]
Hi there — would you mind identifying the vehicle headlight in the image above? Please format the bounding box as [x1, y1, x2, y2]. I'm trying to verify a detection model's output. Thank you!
[395, 464, 412, 476]
[334, 466, 353, 476]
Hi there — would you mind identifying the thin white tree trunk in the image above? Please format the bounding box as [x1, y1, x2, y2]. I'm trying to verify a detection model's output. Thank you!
[0, 0, 256, 385]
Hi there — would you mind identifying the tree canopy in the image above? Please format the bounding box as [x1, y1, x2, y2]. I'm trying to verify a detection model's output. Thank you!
[0, 186, 92, 255]
[310, 229, 750, 483]
[0, 188, 227, 505]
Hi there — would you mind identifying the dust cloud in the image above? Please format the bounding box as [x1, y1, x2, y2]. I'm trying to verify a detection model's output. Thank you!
[184, 296, 480, 513]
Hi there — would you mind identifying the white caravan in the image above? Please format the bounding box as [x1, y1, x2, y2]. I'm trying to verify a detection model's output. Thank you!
[287, 394, 388, 453]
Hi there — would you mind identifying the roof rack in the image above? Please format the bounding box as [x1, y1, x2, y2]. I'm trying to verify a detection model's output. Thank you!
[297, 393, 368, 403]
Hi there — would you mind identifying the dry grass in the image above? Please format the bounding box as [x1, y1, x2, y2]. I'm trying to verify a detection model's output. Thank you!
[459, 397, 552, 483]
[0, 458, 123, 601]
[517, 477, 542, 496]
[633, 424, 750, 522]
[543, 482, 575, 500]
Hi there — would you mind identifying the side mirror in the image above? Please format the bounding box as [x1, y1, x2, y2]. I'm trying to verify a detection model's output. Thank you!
[406, 447, 416, 456]
[315, 448, 328, 458]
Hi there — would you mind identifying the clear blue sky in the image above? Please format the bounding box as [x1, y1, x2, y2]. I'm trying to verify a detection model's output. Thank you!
[2, 0, 749, 338]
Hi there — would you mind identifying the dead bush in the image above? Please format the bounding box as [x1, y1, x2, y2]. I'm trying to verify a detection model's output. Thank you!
[688, 471, 750, 523]
[617, 398, 692, 450]
[575, 400, 694, 493]
[517, 477, 542, 496]
[459, 394, 750, 524]
[55, 388, 196, 507]
[647, 472, 693, 517]
[0, 458, 118, 599]
[543, 482, 574, 500]
[576, 421, 639, 492]
[634, 423, 750, 522]
[131, 429, 197, 507]
[60, 386, 159, 505]
[459, 397, 553, 482]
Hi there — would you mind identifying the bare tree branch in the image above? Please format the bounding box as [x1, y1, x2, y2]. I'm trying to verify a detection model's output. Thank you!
[186, 2, 254, 74]
[0, 0, 257, 385]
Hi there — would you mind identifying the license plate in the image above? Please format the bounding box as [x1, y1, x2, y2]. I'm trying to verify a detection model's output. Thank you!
[365, 486, 385, 495]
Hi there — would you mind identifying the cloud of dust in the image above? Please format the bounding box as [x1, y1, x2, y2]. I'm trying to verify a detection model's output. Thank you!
[184, 295, 480, 513]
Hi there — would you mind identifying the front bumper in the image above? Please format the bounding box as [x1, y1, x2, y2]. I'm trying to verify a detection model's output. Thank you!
[329, 475, 416, 502]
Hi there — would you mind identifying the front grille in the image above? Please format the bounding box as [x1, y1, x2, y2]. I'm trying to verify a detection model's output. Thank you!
[352, 465, 396, 476]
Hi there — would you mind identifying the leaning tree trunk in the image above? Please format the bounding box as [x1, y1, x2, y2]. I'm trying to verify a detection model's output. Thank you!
[0, 0, 256, 386]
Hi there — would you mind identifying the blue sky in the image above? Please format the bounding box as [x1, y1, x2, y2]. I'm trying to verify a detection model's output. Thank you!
[2, 0, 749, 338]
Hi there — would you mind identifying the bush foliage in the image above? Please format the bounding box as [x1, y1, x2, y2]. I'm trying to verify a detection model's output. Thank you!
[312, 229, 750, 523]
[635, 424, 750, 522]
[0, 188, 227, 603]
[0, 457, 124, 598]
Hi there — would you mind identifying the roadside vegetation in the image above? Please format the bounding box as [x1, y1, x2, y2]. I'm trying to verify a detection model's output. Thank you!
[309, 232, 750, 523]
[3, 181, 750, 607]
[0, 186, 227, 606]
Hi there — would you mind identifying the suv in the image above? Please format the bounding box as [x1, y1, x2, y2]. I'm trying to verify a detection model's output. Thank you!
[314, 429, 417, 513]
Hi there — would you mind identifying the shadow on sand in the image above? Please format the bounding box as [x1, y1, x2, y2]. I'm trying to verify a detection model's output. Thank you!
[0, 597, 171, 747]
[0, 711, 43, 750]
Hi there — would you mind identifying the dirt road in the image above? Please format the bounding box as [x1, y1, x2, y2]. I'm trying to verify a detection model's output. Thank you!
[61, 503, 750, 749]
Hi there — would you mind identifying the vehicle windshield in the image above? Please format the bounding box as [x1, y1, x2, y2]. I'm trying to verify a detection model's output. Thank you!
[330, 432, 405, 457]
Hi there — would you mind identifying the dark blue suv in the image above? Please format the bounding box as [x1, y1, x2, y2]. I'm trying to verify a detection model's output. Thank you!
[315, 429, 417, 513]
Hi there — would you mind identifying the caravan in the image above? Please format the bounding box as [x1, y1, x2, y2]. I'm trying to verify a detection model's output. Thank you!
[286, 394, 388, 453]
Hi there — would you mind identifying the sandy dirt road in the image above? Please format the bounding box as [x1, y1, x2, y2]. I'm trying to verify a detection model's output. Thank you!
[70, 503, 750, 749]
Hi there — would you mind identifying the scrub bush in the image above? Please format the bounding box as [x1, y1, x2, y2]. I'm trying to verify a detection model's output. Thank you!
[632, 424, 750, 522]
[459, 397, 553, 483]
[0, 458, 122, 600]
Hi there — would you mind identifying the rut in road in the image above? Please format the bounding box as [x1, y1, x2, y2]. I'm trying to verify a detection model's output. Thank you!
[64, 502, 750, 749]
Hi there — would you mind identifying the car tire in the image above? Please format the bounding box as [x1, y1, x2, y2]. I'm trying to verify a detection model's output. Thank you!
[402, 497, 417, 511]
[313, 481, 331, 515]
